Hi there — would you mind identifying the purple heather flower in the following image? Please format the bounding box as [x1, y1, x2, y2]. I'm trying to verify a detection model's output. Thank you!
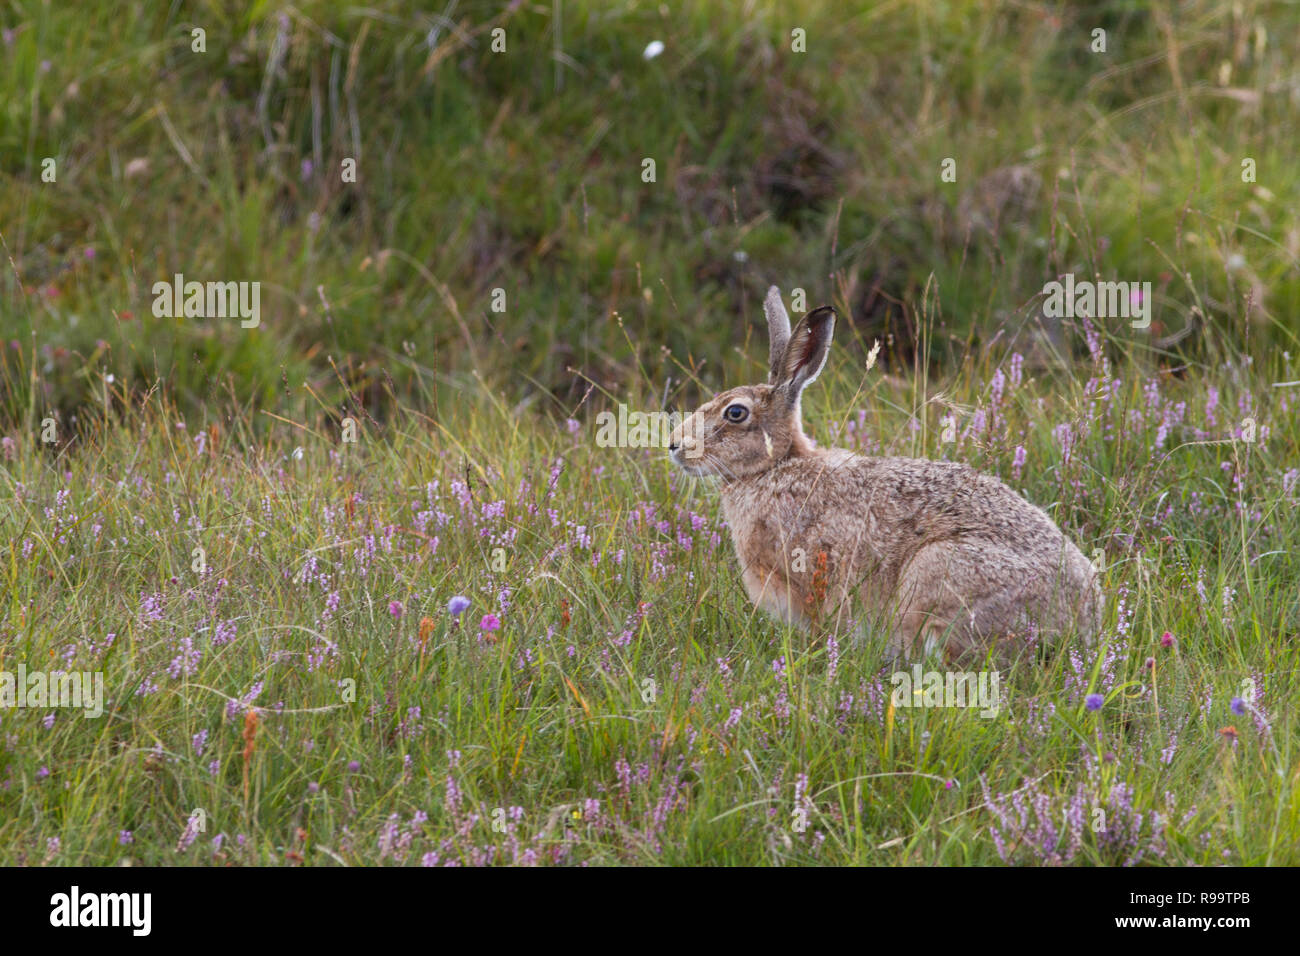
[1230, 697, 1246, 716]
[347, 760, 361, 773]
[447, 595, 471, 617]
[388, 600, 403, 618]
[479, 613, 501, 632]
[1160, 631, 1174, 648]
[1053, 422, 1075, 460]
[177, 815, 200, 851]
[1085, 694, 1104, 712]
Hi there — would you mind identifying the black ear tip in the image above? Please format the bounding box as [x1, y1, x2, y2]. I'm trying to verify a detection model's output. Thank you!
[806, 305, 836, 327]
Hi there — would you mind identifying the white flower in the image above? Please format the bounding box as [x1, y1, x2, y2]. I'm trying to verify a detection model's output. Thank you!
[643, 40, 664, 60]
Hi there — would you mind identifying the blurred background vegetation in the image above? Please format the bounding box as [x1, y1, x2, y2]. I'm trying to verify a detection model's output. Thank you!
[1, 0, 1297, 434]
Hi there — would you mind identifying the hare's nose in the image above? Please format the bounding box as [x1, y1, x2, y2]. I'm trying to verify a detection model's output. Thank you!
[668, 441, 680, 452]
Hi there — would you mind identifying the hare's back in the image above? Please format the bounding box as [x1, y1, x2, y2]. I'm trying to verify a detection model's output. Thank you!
[843, 455, 1069, 547]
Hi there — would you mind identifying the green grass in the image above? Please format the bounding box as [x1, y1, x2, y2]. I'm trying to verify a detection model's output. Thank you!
[2, 0, 1299, 424]
[0, 0, 1298, 865]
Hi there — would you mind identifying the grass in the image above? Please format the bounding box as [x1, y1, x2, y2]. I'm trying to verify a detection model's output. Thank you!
[2, 0, 1299, 422]
[0, 0, 1298, 865]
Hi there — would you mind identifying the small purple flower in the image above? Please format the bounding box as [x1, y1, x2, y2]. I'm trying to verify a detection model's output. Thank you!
[1230, 697, 1246, 716]
[1011, 444, 1027, 478]
[1085, 693, 1104, 712]
[479, 613, 501, 632]
[447, 595, 471, 617]
[388, 600, 403, 619]
[177, 814, 201, 851]
[1053, 422, 1075, 461]
[119, 830, 134, 845]
[347, 760, 361, 773]
[1160, 631, 1174, 648]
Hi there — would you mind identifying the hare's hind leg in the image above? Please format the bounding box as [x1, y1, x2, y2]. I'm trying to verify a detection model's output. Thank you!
[885, 600, 954, 662]
[889, 540, 1033, 662]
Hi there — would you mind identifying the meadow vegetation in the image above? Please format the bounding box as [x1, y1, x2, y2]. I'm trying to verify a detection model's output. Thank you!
[1, 0, 1297, 864]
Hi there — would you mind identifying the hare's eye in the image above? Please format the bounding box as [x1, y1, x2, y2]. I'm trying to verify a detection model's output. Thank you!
[723, 404, 749, 423]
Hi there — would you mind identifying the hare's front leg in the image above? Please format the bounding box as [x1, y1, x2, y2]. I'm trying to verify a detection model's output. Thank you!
[739, 561, 809, 628]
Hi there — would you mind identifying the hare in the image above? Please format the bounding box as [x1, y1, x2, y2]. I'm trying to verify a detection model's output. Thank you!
[668, 287, 1101, 662]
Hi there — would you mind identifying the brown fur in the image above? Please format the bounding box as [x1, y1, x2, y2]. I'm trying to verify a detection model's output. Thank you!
[668, 287, 1101, 662]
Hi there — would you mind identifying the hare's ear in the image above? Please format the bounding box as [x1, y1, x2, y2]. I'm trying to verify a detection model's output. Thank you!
[764, 286, 792, 383]
[775, 306, 835, 403]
